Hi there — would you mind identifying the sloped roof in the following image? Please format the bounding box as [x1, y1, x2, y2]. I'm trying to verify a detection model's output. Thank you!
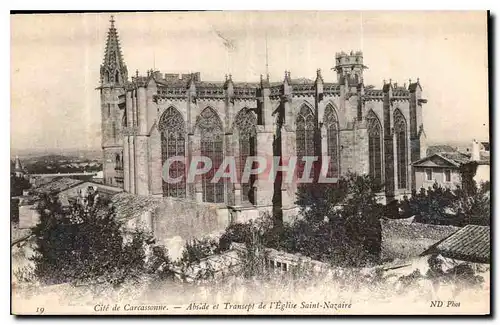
[440, 151, 471, 165]
[32, 177, 84, 195]
[481, 142, 490, 151]
[427, 145, 457, 156]
[412, 152, 471, 168]
[422, 225, 490, 264]
[111, 192, 164, 221]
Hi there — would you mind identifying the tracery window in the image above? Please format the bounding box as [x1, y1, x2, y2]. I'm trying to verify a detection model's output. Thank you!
[296, 105, 316, 181]
[324, 104, 340, 178]
[394, 109, 408, 189]
[366, 111, 383, 185]
[196, 107, 224, 203]
[234, 108, 257, 204]
[158, 107, 186, 198]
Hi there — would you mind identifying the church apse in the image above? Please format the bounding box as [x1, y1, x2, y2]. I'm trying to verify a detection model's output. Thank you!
[99, 18, 427, 220]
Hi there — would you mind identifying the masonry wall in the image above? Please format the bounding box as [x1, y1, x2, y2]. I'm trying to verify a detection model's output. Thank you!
[414, 167, 461, 190]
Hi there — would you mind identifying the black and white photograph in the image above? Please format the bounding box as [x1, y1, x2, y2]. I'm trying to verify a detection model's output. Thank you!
[10, 11, 491, 315]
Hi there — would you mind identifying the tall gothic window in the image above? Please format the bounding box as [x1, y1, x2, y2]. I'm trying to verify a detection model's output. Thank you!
[324, 104, 339, 178]
[234, 108, 257, 204]
[196, 107, 224, 203]
[158, 107, 186, 198]
[394, 109, 408, 189]
[366, 111, 383, 185]
[296, 105, 315, 180]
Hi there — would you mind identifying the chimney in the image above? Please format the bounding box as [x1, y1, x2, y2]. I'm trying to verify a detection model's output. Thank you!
[471, 139, 480, 161]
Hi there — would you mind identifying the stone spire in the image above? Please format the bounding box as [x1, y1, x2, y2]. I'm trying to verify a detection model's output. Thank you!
[14, 155, 25, 177]
[100, 15, 128, 85]
[14, 156, 22, 171]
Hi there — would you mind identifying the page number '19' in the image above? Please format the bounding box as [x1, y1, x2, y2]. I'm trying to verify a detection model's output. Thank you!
[36, 307, 44, 314]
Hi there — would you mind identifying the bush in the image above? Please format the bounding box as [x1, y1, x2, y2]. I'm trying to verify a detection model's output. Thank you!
[399, 181, 490, 226]
[30, 195, 151, 286]
[220, 173, 384, 269]
[290, 172, 384, 266]
[177, 238, 220, 267]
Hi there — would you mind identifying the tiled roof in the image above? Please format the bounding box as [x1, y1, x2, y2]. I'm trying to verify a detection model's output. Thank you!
[439, 152, 471, 165]
[422, 225, 490, 263]
[111, 192, 164, 221]
[33, 177, 84, 195]
[479, 151, 490, 164]
[427, 145, 457, 156]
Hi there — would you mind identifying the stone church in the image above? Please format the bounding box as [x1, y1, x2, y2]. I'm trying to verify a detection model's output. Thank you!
[99, 17, 427, 221]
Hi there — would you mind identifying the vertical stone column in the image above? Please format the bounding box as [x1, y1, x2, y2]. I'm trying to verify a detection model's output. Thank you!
[123, 90, 133, 193]
[135, 136, 150, 195]
[232, 130, 241, 206]
[255, 127, 273, 206]
[254, 83, 273, 208]
[134, 86, 150, 195]
[320, 125, 328, 174]
[355, 125, 369, 175]
[383, 86, 395, 201]
[189, 133, 203, 203]
[224, 131, 235, 206]
[129, 136, 136, 194]
[409, 81, 424, 192]
[280, 127, 297, 210]
[123, 136, 130, 192]
[339, 128, 354, 176]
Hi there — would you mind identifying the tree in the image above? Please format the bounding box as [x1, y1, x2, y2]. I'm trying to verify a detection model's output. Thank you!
[30, 194, 151, 286]
[400, 181, 490, 226]
[11, 174, 31, 197]
[287, 173, 384, 266]
[453, 180, 490, 226]
[402, 183, 457, 225]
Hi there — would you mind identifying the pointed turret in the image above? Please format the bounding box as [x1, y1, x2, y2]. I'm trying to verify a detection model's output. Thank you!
[14, 156, 25, 177]
[100, 15, 128, 86]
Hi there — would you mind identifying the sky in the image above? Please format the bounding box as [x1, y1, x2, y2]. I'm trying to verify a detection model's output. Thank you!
[10, 11, 489, 151]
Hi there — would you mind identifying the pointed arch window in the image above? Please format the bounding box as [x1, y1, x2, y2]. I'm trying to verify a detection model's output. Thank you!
[196, 108, 224, 203]
[366, 111, 383, 185]
[324, 104, 340, 178]
[158, 107, 186, 198]
[296, 105, 316, 180]
[394, 109, 408, 189]
[234, 108, 257, 204]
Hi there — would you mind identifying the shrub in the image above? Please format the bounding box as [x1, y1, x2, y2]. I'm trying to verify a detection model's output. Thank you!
[399, 181, 490, 226]
[30, 195, 151, 286]
[291, 172, 384, 267]
[177, 238, 219, 267]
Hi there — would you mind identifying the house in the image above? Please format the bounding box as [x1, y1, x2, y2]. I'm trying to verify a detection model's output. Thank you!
[412, 139, 490, 191]
[18, 177, 123, 229]
[412, 151, 470, 190]
[471, 140, 490, 185]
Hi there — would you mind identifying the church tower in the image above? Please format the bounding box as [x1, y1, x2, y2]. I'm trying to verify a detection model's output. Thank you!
[99, 16, 127, 186]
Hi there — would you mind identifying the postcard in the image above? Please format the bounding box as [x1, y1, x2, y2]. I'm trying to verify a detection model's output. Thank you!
[11, 11, 490, 316]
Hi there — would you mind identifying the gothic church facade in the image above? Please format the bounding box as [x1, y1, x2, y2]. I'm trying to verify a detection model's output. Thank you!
[99, 18, 427, 219]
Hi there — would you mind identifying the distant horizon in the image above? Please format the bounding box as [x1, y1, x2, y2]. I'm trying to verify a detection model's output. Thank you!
[10, 138, 490, 159]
